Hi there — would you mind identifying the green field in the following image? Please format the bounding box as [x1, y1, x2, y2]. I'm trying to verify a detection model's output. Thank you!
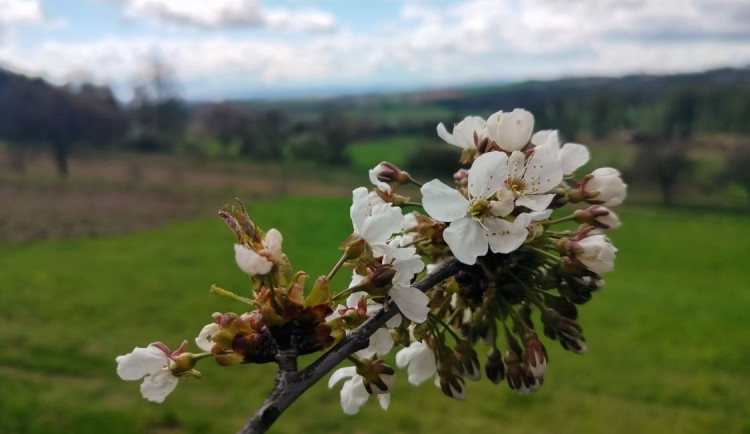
[1, 197, 749, 433]
[347, 135, 427, 171]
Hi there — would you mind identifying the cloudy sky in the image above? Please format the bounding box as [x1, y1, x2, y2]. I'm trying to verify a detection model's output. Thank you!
[1, 0, 749, 100]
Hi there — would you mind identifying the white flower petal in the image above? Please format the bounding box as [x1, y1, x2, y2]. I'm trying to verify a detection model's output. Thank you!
[507, 151, 526, 181]
[392, 255, 425, 286]
[234, 244, 273, 275]
[340, 376, 369, 415]
[345, 290, 367, 308]
[468, 151, 509, 199]
[328, 366, 357, 389]
[389, 285, 429, 324]
[361, 203, 404, 245]
[357, 327, 394, 358]
[140, 368, 179, 403]
[436, 122, 458, 147]
[522, 146, 563, 194]
[396, 342, 436, 385]
[443, 217, 488, 265]
[453, 116, 486, 148]
[386, 313, 403, 329]
[195, 323, 220, 352]
[483, 217, 528, 254]
[116, 346, 169, 381]
[560, 142, 589, 174]
[378, 393, 391, 410]
[263, 229, 284, 263]
[531, 130, 559, 148]
[515, 194, 555, 211]
[369, 168, 392, 192]
[420, 179, 469, 222]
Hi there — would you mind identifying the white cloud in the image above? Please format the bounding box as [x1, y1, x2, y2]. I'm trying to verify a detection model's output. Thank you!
[111, 0, 336, 32]
[0, 0, 46, 25]
[2, 0, 750, 99]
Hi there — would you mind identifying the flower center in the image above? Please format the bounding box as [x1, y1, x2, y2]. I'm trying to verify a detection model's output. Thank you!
[507, 177, 526, 196]
[469, 198, 491, 221]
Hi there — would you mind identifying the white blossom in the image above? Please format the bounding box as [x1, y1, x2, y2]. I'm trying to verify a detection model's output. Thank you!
[234, 228, 284, 276]
[395, 341, 437, 385]
[575, 234, 617, 274]
[421, 151, 533, 264]
[328, 367, 390, 414]
[531, 130, 590, 175]
[585, 167, 627, 206]
[350, 187, 405, 255]
[505, 146, 564, 211]
[436, 116, 486, 149]
[484, 108, 534, 152]
[116, 345, 179, 403]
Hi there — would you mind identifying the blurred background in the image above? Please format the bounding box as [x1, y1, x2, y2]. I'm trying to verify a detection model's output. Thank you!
[0, 0, 748, 433]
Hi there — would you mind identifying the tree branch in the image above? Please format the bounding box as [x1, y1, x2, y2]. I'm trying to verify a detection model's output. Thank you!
[238, 257, 464, 434]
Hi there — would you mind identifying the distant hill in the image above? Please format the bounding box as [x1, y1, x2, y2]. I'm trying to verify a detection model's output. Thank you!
[222, 66, 750, 137]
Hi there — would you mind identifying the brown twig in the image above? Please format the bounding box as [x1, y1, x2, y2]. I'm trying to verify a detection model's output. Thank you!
[238, 258, 464, 434]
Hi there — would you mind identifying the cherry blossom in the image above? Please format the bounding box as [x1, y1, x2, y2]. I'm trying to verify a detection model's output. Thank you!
[421, 151, 532, 264]
[234, 228, 283, 276]
[328, 366, 391, 414]
[116, 343, 181, 403]
[436, 115, 486, 150]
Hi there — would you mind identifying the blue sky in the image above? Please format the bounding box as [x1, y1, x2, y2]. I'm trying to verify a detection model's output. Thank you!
[1, 0, 749, 100]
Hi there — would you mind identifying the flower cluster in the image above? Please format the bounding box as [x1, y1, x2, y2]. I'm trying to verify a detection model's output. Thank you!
[116, 107, 625, 422]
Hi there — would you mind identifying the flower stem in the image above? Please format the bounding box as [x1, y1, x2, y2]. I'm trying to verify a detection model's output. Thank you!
[403, 201, 423, 208]
[548, 215, 577, 225]
[407, 175, 423, 188]
[327, 253, 349, 281]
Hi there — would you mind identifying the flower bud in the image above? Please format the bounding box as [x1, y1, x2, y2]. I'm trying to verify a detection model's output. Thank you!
[371, 266, 397, 288]
[485, 348, 505, 385]
[582, 167, 627, 207]
[453, 168, 469, 186]
[522, 332, 548, 379]
[454, 340, 481, 381]
[574, 205, 621, 229]
[437, 359, 466, 401]
[542, 309, 587, 354]
[504, 349, 535, 395]
[572, 234, 617, 275]
[484, 108, 534, 152]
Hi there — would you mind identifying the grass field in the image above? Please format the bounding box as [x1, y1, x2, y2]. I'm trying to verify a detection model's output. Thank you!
[1, 197, 749, 433]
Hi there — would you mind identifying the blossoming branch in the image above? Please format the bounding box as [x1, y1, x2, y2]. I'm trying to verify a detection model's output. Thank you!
[116, 107, 627, 432]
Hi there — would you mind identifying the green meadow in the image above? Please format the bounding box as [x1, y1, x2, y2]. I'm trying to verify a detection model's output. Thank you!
[1, 197, 749, 433]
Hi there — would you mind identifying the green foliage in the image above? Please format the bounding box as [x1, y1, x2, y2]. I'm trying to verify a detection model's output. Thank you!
[0, 198, 748, 433]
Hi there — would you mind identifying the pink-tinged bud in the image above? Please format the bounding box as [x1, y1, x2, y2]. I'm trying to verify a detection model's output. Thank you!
[453, 168, 469, 186]
[571, 234, 617, 275]
[485, 348, 505, 385]
[574, 205, 621, 229]
[522, 332, 548, 379]
[581, 167, 627, 206]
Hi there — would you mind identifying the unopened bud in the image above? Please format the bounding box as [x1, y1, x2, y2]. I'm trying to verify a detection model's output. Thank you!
[371, 266, 397, 288]
[574, 205, 621, 229]
[504, 350, 535, 395]
[453, 168, 469, 186]
[522, 332, 548, 378]
[542, 309, 587, 354]
[485, 348, 505, 385]
[454, 341, 481, 381]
